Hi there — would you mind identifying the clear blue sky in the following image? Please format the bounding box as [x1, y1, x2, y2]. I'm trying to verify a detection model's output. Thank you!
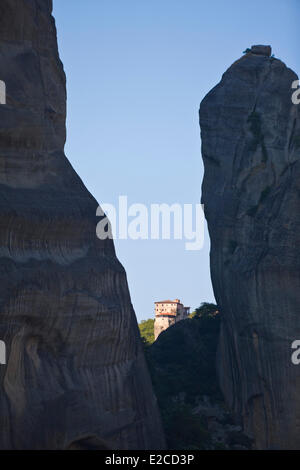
[53, 0, 299, 322]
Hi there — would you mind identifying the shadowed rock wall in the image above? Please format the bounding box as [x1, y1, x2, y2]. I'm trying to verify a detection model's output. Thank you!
[0, 0, 165, 450]
[200, 45, 300, 449]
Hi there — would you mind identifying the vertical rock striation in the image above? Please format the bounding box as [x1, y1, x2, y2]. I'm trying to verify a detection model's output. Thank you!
[0, 0, 165, 449]
[200, 45, 300, 449]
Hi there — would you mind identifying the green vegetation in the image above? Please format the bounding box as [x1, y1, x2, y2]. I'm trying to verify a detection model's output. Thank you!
[161, 403, 211, 450]
[139, 303, 223, 449]
[139, 318, 155, 346]
[146, 310, 222, 405]
[190, 302, 219, 319]
[139, 302, 221, 405]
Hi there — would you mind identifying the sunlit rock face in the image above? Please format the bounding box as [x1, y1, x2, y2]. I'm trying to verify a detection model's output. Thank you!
[0, 0, 165, 450]
[200, 45, 300, 449]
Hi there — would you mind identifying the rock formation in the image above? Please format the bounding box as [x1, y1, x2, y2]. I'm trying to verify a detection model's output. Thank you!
[200, 45, 300, 449]
[147, 308, 253, 449]
[0, 0, 165, 450]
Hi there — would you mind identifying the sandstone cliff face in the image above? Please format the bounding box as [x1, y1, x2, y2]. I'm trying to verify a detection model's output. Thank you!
[200, 45, 300, 449]
[0, 0, 165, 450]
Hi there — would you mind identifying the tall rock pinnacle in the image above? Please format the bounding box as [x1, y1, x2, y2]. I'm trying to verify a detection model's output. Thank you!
[0, 0, 165, 449]
[200, 45, 300, 449]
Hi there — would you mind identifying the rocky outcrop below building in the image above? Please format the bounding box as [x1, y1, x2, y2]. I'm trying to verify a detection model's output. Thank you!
[144, 307, 252, 449]
[200, 45, 300, 449]
[0, 0, 165, 450]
